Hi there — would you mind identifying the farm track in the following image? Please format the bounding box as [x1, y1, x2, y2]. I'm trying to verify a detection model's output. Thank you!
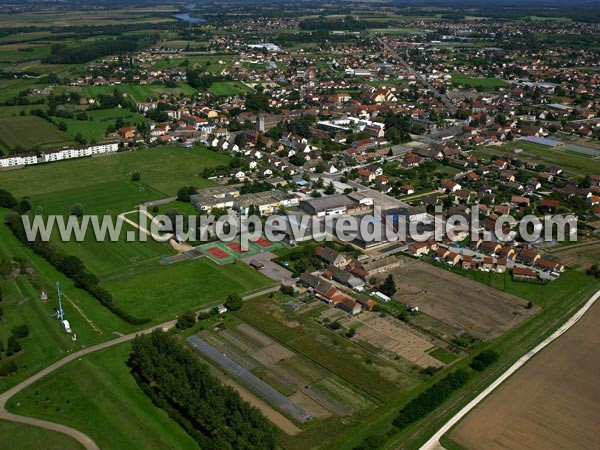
[0, 319, 177, 450]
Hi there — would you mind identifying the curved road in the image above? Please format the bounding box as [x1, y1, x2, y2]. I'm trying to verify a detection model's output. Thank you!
[419, 287, 600, 450]
[0, 320, 176, 450]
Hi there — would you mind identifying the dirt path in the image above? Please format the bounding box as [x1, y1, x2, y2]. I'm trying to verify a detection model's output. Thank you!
[0, 320, 177, 450]
[419, 287, 600, 450]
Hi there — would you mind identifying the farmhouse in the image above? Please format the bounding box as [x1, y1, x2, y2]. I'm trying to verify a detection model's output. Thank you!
[323, 265, 364, 290]
[336, 297, 362, 315]
[356, 295, 377, 311]
[298, 272, 335, 299]
[315, 246, 351, 268]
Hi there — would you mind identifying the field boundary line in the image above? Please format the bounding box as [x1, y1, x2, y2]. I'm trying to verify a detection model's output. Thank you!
[419, 287, 600, 450]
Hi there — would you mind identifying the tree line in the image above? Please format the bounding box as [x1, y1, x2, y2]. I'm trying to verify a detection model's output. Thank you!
[1, 193, 149, 326]
[128, 331, 278, 450]
[43, 35, 156, 65]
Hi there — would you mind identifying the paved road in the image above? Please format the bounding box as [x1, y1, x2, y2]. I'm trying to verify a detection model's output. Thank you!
[377, 36, 458, 114]
[419, 287, 600, 450]
[0, 320, 177, 450]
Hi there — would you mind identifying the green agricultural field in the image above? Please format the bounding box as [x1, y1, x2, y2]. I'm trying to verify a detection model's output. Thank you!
[0, 105, 40, 118]
[0, 116, 75, 153]
[81, 83, 197, 102]
[104, 258, 274, 320]
[0, 420, 85, 450]
[507, 141, 600, 176]
[208, 81, 254, 96]
[451, 72, 507, 89]
[49, 107, 149, 142]
[0, 44, 51, 63]
[6, 343, 200, 450]
[235, 296, 419, 400]
[1, 146, 230, 213]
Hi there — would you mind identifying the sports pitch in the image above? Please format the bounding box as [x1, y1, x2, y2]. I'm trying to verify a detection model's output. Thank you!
[196, 236, 282, 265]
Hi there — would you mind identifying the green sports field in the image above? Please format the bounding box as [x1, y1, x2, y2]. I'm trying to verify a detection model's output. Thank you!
[451, 72, 507, 89]
[104, 257, 274, 320]
[0, 116, 75, 152]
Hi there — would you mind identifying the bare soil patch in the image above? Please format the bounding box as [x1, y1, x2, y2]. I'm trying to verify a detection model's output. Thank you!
[353, 312, 442, 368]
[388, 261, 538, 340]
[451, 300, 600, 450]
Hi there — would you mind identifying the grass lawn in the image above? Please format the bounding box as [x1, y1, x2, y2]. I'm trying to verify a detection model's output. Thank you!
[461, 268, 592, 309]
[451, 72, 507, 90]
[0, 210, 140, 392]
[0, 116, 75, 152]
[6, 342, 200, 450]
[429, 347, 459, 364]
[1, 146, 230, 213]
[208, 81, 253, 96]
[104, 258, 274, 320]
[0, 420, 85, 450]
[54, 221, 173, 278]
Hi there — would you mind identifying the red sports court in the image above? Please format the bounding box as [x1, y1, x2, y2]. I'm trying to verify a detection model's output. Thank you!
[226, 242, 247, 253]
[254, 237, 273, 248]
[206, 247, 230, 260]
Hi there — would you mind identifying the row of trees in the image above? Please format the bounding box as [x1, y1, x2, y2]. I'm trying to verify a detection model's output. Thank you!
[127, 331, 278, 450]
[392, 369, 470, 429]
[3, 204, 148, 326]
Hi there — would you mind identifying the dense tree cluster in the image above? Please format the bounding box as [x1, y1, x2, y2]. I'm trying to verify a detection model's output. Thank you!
[586, 264, 600, 279]
[128, 331, 278, 450]
[43, 36, 155, 64]
[392, 369, 470, 430]
[469, 349, 499, 372]
[3, 210, 148, 325]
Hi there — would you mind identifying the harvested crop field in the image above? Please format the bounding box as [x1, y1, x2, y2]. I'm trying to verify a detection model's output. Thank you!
[549, 241, 600, 271]
[389, 261, 539, 340]
[351, 312, 443, 368]
[451, 298, 600, 450]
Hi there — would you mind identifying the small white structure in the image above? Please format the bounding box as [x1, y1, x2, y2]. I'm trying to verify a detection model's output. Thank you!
[374, 291, 391, 302]
[217, 305, 228, 315]
[61, 319, 72, 334]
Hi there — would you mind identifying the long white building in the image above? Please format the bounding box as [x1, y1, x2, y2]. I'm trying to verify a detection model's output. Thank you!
[0, 141, 119, 168]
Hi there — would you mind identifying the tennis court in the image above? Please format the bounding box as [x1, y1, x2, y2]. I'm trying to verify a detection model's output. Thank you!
[227, 242, 250, 254]
[195, 235, 284, 265]
[207, 247, 231, 259]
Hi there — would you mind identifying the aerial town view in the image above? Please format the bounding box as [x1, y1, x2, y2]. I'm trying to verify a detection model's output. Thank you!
[0, 0, 599, 449]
